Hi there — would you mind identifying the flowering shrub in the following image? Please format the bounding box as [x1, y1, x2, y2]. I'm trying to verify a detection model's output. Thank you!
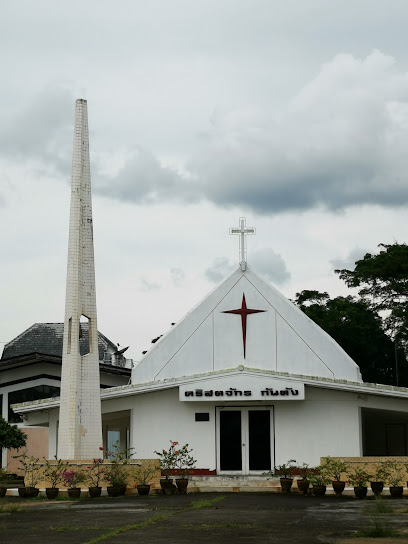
[347, 466, 371, 487]
[308, 467, 330, 486]
[13, 450, 40, 487]
[385, 460, 403, 487]
[102, 442, 133, 487]
[133, 461, 157, 485]
[321, 457, 348, 482]
[265, 459, 297, 479]
[86, 457, 105, 487]
[43, 457, 68, 488]
[374, 460, 394, 483]
[62, 469, 86, 489]
[173, 443, 196, 477]
[295, 463, 311, 480]
[155, 441, 196, 479]
[155, 441, 178, 479]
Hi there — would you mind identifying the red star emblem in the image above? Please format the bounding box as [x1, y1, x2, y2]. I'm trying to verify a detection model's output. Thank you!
[222, 293, 266, 358]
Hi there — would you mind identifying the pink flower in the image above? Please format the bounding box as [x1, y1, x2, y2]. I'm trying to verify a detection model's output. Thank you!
[99, 446, 104, 451]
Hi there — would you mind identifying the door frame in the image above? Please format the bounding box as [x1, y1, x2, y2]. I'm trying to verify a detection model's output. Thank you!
[216, 406, 274, 475]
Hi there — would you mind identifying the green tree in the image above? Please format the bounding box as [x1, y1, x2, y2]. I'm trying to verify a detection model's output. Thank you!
[294, 290, 403, 385]
[0, 417, 26, 451]
[335, 242, 408, 350]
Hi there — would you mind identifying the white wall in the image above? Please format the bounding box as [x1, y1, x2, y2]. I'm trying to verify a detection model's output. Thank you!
[274, 387, 361, 467]
[129, 388, 216, 470]
[103, 386, 363, 469]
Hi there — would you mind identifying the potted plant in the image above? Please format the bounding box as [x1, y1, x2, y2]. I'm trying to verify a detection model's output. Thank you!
[173, 442, 196, 493]
[321, 457, 348, 496]
[370, 461, 393, 496]
[155, 441, 179, 494]
[133, 461, 157, 496]
[62, 468, 86, 498]
[308, 467, 330, 497]
[14, 451, 40, 498]
[265, 459, 297, 493]
[386, 460, 404, 498]
[86, 456, 105, 498]
[103, 442, 132, 496]
[295, 463, 311, 495]
[43, 456, 68, 499]
[347, 465, 371, 499]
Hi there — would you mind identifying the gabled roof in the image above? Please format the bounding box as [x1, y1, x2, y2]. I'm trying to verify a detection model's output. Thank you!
[132, 266, 362, 384]
[1, 323, 119, 364]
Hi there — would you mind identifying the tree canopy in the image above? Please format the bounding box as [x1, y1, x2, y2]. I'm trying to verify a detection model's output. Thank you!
[294, 290, 403, 385]
[0, 417, 26, 451]
[335, 242, 408, 349]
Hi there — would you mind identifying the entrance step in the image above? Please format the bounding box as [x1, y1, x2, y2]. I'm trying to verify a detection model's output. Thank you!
[187, 476, 363, 494]
[188, 476, 282, 493]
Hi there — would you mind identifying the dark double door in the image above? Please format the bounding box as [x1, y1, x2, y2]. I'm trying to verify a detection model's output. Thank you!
[217, 408, 273, 474]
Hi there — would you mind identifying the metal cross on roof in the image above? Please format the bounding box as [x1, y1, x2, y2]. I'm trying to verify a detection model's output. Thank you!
[229, 217, 255, 271]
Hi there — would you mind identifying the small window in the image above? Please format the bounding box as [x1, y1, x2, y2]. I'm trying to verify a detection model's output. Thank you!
[195, 413, 210, 422]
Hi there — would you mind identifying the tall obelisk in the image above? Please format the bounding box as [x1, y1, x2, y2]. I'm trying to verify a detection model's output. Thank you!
[58, 99, 102, 459]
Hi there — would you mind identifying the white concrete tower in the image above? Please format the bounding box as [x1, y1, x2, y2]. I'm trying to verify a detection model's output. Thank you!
[57, 99, 102, 459]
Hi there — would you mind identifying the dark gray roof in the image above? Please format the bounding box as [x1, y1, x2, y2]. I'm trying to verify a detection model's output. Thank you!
[1, 323, 119, 362]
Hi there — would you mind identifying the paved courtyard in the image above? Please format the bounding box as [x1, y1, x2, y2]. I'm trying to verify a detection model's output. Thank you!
[2, 492, 408, 543]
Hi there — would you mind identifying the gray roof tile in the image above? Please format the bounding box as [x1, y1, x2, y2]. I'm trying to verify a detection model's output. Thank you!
[1, 323, 119, 363]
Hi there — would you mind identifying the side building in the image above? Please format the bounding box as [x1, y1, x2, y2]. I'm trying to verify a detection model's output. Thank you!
[0, 323, 131, 470]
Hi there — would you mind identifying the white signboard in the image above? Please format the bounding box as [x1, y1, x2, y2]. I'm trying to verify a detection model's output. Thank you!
[179, 375, 304, 401]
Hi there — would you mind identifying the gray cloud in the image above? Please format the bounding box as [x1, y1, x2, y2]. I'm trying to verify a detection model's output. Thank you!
[205, 257, 236, 283]
[4, 51, 408, 217]
[170, 267, 185, 286]
[104, 51, 408, 214]
[0, 86, 74, 176]
[205, 249, 290, 285]
[330, 247, 368, 271]
[95, 148, 197, 204]
[139, 277, 161, 292]
[251, 248, 290, 285]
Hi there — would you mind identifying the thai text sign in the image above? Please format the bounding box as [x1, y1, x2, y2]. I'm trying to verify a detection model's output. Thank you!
[179, 376, 305, 401]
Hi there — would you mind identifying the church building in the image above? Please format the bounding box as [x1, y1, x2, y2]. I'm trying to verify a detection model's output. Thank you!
[13, 100, 408, 478]
[18, 240, 408, 473]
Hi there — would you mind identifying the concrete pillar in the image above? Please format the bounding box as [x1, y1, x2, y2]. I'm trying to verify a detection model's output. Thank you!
[57, 99, 102, 459]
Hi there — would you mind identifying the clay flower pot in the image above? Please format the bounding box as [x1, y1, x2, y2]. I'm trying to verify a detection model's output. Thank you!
[312, 485, 326, 497]
[19, 487, 39, 498]
[390, 486, 404, 498]
[176, 478, 189, 494]
[280, 478, 293, 494]
[45, 488, 59, 500]
[107, 486, 126, 497]
[88, 486, 102, 498]
[354, 486, 367, 499]
[67, 487, 81, 499]
[136, 484, 151, 496]
[160, 478, 176, 494]
[370, 481, 384, 495]
[332, 481, 346, 496]
[296, 479, 310, 495]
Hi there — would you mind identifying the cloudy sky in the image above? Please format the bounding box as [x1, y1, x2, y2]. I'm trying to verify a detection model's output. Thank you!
[1, 0, 407, 360]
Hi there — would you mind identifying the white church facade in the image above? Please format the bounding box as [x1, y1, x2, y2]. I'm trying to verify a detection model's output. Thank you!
[18, 264, 408, 472]
[13, 99, 408, 475]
